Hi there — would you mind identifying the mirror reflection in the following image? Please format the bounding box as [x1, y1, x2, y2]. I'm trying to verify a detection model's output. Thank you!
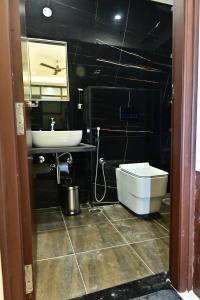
[28, 39, 70, 101]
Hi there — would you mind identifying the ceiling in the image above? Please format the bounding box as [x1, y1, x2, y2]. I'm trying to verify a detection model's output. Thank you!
[26, 0, 172, 55]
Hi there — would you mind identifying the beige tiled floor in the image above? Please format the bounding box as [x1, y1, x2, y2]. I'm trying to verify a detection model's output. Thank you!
[68, 223, 125, 253]
[36, 256, 86, 300]
[131, 237, 169, 274]
[36, 212, 65, 232]
[154, 213, 170, 231]
[64, 208, 107, 228]
[113, 218, 168, 243]
[103, 204, 137, 221]
[35, 204, 170, 300]
[36, 229, 73, 260]
[76, 245, 152, 293]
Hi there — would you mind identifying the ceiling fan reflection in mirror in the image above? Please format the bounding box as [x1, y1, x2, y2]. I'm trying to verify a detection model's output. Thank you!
[40, 61, 66, 75]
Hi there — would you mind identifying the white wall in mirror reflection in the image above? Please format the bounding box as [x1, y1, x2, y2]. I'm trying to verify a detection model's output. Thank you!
[28, 39, 70, 101]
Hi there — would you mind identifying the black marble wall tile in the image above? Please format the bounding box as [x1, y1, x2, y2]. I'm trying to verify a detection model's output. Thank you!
[33, 155, 60, 208]
[27, 0, 172, 207]
[31, 101, 73, 131]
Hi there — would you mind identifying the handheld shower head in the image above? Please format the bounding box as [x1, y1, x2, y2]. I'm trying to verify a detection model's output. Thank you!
[97, 126, 101, 137]
[94, 126, 107, 202]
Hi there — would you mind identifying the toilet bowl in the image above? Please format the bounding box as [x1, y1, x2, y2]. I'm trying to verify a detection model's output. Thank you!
[116, 162, 168, 215]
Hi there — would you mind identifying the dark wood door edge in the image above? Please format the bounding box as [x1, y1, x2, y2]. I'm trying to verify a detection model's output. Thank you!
[189, 0, 199, 293]
[0, 0, 26, 299]
[192, 0, 200, 296]
[170, 0, 198, 291]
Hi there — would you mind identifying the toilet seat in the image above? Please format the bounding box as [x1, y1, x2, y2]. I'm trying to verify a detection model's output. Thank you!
[119, 162, 168, 178]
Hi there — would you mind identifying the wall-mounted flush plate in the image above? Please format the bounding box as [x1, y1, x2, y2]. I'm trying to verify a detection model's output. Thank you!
[15, 103, 25, 135]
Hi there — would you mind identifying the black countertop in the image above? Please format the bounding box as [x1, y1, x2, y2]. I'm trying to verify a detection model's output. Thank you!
[31, 143, 96, 154]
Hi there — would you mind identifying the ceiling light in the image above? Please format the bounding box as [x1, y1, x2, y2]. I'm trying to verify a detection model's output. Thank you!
[42, 7, 53, 17]
[114, 14, 122, 21]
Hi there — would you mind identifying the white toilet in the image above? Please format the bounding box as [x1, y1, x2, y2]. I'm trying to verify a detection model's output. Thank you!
[116, 162, 168, 215]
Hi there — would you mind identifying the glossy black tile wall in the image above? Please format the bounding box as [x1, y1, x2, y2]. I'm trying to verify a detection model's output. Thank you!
[26, 0, 172, 103]
[27, 0, 172, 207]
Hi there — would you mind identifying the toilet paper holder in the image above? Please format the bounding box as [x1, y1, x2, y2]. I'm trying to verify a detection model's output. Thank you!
[56, 152, 73, 184]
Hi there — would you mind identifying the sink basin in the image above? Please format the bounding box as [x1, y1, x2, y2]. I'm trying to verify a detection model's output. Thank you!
[32, 130, 83, 147]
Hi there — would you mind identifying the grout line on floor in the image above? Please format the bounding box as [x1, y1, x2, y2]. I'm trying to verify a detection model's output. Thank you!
[73, 235, 169, 255]
[101, 211, 155, 275]
[60, 208, 88, 295]
[34, 210, 60, 215]
[65, 215, 139, 229]
[130, 235, 170, 246]
[153, 219, 170, 233]
[34, 206, 61, 211]
[103, 216, 138, 222]
[36, 254, 74, 262]
[36, 235, 170, 261]
[37, 227, 66, 233]
[102, 212, 170, 223]
[66, 216, 143, 229]
[75, 243, 129, 255]
[66, 220, 109, 229]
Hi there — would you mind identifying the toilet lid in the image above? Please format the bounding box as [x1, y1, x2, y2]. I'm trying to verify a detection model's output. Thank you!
[120, 163, 168, 177]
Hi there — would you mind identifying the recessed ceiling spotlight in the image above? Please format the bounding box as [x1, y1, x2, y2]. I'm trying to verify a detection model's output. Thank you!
[114, 14, 122, 21]
[42, 7, 53, 17]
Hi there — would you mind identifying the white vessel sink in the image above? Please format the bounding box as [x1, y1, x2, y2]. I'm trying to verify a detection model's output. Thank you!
[32, 130, 83, 147]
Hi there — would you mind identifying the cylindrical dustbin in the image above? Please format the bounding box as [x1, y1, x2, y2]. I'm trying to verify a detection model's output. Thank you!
[62, 186, 80, 215]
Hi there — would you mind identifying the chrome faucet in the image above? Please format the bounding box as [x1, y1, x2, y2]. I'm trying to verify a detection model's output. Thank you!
[50, 118, 55, 131]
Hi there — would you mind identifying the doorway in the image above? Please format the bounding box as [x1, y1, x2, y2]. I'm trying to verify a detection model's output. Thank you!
[0, 0, 198, 300]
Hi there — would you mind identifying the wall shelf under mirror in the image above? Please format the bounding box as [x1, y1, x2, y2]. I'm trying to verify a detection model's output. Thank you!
[31, 85, 68, 101]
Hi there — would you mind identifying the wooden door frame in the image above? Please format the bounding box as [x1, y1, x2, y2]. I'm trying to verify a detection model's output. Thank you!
[0, 0, 199, 299]
[170, 0, 199, 292]
[0, 0, 26, 299]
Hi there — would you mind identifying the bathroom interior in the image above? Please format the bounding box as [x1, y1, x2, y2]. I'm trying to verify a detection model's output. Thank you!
[26, 0, 172, 299]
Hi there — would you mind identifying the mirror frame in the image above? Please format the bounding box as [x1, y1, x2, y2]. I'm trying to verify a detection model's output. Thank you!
[28, 38, 70, 102]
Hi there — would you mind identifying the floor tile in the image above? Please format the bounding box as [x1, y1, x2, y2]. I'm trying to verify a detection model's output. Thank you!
[77, 245, 152, 293]
[36, 212, 65, 232]
[64, 209, 108, 228]
[159, 202, 170, 214]
[113, 218, 168, 243]
[36, 229, 73, 260]
[36, 256, 86, 300]
[35, 207, 60, 213]
[103, 204, 136, 221]
[80, 203, 91, 209]
[131, 237, 169, 274]
[69, 223, 125, 253]
[154, 214, 170, 230]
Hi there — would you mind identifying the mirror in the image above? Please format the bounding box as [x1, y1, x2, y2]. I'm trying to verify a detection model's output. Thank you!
[28, 39, 70, 101]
